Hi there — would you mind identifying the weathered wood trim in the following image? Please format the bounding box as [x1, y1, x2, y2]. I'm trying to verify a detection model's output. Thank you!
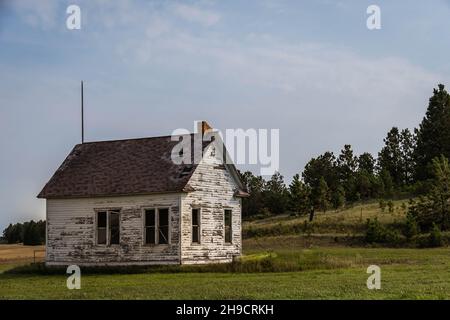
[46, 260, 180, 267]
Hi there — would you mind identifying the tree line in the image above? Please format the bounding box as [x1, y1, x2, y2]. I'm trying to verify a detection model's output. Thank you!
[240, 84, 450, 232]
[1, 220, 45, 245]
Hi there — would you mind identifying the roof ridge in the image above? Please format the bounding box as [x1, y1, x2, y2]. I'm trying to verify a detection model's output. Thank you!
[79, 133, 197, 145]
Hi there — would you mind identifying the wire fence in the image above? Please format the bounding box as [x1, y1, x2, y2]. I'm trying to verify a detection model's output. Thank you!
[33, 249, 46, 264]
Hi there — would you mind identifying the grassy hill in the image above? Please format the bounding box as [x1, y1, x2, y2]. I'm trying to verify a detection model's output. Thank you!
[243, 199, 409, 242]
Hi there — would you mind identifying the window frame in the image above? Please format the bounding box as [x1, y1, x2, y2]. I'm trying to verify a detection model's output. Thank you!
[143, 208, 156, 245]
[95, 208, 121, 246]
[224, 208, 233, 244]
[191, 208, 201, 245]
[142, 207, 171, 246]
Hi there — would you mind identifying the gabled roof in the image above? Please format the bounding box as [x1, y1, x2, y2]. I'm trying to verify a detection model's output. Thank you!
[37, 134, 212, 199]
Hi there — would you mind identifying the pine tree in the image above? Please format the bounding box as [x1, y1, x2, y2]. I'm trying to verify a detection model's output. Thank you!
[303, 151, 339, 205]
[356, 169, 372, 200]
[288, 174, 311, 214]
[358, 153, 375, 175]
[331, 184, 346, 209]
[408, 155, 450, 231]
[316, 177, 331, 212]
[379, 169, 394, 198]
[337, 145, 358, 201]
[264, 172, 288, 214]
[400, 128, 416, 185]
[378, 127, 403, 187]
[428, 155, 450, 229]
[240, 171, 266, 218]
[22, 221, 41, 246]
[414, 84, 450, 180]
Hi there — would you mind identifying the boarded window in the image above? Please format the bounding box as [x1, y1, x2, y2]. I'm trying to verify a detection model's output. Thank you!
[97, 211, 107, 245]
[192, 208, 200, 244]
[224, 209, 232, 243]
[158, 209, 169, 244]
[145, 209, 156, 244]
[109, 211, 120, 245]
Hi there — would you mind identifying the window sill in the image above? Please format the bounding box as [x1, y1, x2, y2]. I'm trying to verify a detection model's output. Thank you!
[96, 244, 120, 247]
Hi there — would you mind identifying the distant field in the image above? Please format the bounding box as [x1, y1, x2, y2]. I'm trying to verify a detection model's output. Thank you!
[1, 200, 449, 300]
[0, 244, 45, 265]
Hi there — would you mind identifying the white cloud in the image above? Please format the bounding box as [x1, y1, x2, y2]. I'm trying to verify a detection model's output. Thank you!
[172, 3, 220, 27]
[122, 24, 439, 100]
[9, 0, 58, 29]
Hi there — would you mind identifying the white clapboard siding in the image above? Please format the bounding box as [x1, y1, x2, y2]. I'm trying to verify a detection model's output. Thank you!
[180, 143, 241, 264]
[46, 193, 181, 266]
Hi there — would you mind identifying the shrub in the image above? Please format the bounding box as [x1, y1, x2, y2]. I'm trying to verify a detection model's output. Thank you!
[403, 212, 419, 240]
[384, 229, 402, 245]
[428, 223, 443, 247]
[364, 218, 403, 245]
[379, 199, 386, 212]
[365, 218, 385, 243]
[387, 200, 394, 213]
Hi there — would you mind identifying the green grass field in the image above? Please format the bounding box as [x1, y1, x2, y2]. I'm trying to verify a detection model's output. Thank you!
[1, 200, 449, 300]
[1, 247, 449, 299]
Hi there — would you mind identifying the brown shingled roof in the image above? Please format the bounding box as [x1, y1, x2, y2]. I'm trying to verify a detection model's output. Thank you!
[37, 134, 211, 199]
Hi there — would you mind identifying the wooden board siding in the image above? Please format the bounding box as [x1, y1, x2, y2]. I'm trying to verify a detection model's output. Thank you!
[46, 193, 181, 266]
[180, 144, 242, 264]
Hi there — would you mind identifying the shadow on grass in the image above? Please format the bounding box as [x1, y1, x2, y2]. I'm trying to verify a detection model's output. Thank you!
[3, 253, 290, 275]
[3, 250, 395, 276]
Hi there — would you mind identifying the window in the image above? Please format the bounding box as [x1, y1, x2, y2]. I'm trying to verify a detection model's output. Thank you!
[192, 208, 200, 244]
[158, 209, 169, 244]
[109, 211, 120, 245]
[224, 209, 232, 243]
[144, 208, 170, 245]
[97, 210, 120, 245]
[145, 209, 156, 244]
[97, 212, 107, 245]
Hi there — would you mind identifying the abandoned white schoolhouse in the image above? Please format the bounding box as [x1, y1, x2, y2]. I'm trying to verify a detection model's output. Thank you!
[38, 121, 249, 266]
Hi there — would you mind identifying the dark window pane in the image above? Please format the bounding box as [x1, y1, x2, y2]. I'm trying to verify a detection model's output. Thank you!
[192, 209, 200, 243]
[192, 226, 199, 243]
[192, 209, 199, 225]
[159, 227, 168, 244]
[97, 228, 106, 245]
[224, 210, 232, 243]
[146, 227, 155, 244]
[145, 209, 155, 227]
[158, 209, 169, 244]
[109, 211, 120, 245]
[97, 212, 107, 228]
[97, 212, 107, 245]
[159, 209, 168, 226]
[145, 209, 156, 244]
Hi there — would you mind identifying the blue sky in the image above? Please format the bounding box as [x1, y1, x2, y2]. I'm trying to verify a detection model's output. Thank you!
[1, 0, 450, 231]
